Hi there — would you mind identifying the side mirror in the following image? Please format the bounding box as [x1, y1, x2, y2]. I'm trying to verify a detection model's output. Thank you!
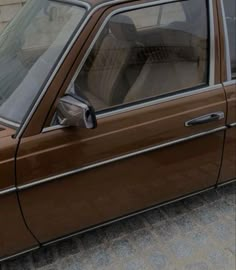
[56, 94, 97, 129]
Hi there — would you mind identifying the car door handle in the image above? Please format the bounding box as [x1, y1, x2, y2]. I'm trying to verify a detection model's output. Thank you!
[185, 112, 224, 127]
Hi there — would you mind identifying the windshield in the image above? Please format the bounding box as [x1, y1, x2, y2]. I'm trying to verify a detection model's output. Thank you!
[0, 0, 86, 126]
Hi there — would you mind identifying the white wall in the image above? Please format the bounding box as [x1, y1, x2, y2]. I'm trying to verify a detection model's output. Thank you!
[0, 0, 25, 31]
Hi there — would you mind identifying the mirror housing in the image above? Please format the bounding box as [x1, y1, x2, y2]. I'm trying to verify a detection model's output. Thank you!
[56, 94, 97, 129]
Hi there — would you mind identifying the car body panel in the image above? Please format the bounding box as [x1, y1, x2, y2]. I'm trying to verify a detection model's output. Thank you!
[0, 194, 38, 259]
[0, 129, 38, 260]
[17, 86, 226, 242]
[216, 0, 236, 183]
[0, 126, 16, 190]
[0, 0, 234, 261]
[219, 83, 236, 182]
[15, 0, 228, 247]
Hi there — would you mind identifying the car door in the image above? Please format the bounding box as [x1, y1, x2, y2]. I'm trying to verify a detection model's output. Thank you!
[16, 0, 227, 244]
[218, 0, 236, 183]
[0, 125, 38, 260]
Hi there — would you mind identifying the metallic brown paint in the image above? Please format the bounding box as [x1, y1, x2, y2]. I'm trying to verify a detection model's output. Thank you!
[219, 83, 236, 183]
[17, 87, 226, 242]
[0, 0, 235, 261]
[0, 128, 38, 259]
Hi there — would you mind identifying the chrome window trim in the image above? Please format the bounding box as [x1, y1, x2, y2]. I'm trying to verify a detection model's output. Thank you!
[66, 0, 215, 105]
[220, 0, 232, 81]
[223, 79, 236, 86]
[19, 126, 227, 191]
[43, 84, 222, 133]
[208, 0, 215, 85]
[96, 85, 221, 120]
[17, 0, 215, 138]
[0, 117, 20, 129]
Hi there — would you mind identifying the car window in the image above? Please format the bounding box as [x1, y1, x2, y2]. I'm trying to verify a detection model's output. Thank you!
[69, 0, 209, 113]
[127, 3, 186, 30]
[0, 0, 86, 125]
[222, 0, 236, 79]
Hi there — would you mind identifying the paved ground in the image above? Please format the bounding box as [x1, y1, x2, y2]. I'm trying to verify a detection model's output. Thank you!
[1, 182, 235, 270]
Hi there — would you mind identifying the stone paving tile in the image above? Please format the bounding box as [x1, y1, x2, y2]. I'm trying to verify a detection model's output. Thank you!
[192, 205, 219, 226]
[121, 257, 152, 270]
[200, 189, 223, 203]
[145, 250, 172, 270]
[168, 237, 194, 259]
[110, 238, 137, 260]
[184, 228, 214, 251]
[31, 246, 58, 269]
[173, 213, 199, 234]
[80, 229, 107, 250]
[207, 220, 235, 243]
[0, 183, 235, 270]
[211, 199, 236, 218]
[142, 208, 167, 225]
[162, 201, 189, 219]
[205, 248, 235, 270]
[184, 262, 210, 270]
[55, 237, 83, 258]
[128, 229, 157, 251]
[152, 220, 180, 242]
[86, 245, 114, 269]
[122, 216, 148, 232]
[183, 194, 206, 210]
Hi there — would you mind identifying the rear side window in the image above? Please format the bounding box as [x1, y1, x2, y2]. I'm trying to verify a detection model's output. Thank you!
[70, 0, 209, 112]
[223, 0, 236, 79]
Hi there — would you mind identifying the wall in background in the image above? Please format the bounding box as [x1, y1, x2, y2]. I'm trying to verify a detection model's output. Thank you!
[0, 0, 25, 31]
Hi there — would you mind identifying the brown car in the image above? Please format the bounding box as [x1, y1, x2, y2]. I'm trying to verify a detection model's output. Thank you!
[0, 0, 235, 261]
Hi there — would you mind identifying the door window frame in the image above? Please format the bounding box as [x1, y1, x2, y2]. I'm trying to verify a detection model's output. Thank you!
[220, 0, 236, 82]
[43, 0, 216, 133]
[64, 0, 215, 117]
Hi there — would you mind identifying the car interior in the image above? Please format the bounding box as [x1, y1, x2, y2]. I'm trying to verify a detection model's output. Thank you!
[74, 2, 208, 112]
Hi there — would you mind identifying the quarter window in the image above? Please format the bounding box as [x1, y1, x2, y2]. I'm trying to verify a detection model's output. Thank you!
[223, 0, 236, 79]
[70, 0, 209, 112]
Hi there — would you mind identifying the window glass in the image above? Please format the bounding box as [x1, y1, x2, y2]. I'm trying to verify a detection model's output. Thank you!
[0, 0, 85, 125]
[127, 3, 186, 29]
[70, 0, 209, 112]
[223, 0, 236, 79]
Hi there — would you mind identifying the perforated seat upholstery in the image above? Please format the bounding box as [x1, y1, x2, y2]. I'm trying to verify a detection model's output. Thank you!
[125, 28, 206, 103]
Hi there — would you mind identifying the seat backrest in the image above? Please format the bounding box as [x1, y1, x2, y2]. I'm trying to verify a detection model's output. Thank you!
[125, 30, 203, 103]
[87, 15, 138, 107]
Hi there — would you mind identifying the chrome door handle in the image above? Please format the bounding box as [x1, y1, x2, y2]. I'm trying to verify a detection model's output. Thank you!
[185, 112, 224, 127]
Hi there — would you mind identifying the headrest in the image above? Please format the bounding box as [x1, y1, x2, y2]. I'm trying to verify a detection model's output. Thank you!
[109, 15, 137, 42]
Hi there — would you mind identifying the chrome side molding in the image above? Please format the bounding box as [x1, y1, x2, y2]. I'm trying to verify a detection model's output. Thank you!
[18, 126, 227, 191]
[0, 187, 17, 196]
[0, 125, 230, 197]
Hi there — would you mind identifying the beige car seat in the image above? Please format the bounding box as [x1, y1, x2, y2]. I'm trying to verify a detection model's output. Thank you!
[125, 28, 207, 103]
[78, 15, 139, 111]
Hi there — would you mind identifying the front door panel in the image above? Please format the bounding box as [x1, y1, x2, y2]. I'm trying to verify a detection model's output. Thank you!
[17, 87, 226, 243]
[0, 128, 38, 260]
[218, 0, 236, 183]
